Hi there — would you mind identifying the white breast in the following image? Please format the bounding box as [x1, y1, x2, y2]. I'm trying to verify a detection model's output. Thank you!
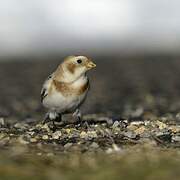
[43, 75, 89, 113]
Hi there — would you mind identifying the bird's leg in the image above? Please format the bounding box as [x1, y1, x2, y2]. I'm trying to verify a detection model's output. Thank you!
[52, 120, 57, 132]
[43, 111, 59, 131]
[72, 109, 90, 128]
[42, 113, 51, 124]
[73, 109, 82, 124]
[84, 121, 90, 129]
[49, 111, 59, 130]
[54, 113, 62, 122]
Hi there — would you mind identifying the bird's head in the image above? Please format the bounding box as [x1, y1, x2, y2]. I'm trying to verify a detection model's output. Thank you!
[60, 55, 96, 81]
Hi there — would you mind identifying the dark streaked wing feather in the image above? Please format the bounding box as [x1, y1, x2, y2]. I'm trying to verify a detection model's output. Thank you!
[40, 87, 48, 103]
[40, 73, 53, 103]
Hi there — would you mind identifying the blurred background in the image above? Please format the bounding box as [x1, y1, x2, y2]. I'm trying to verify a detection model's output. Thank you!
[1, 0, 180, 120]
[1, 0, 180, 57]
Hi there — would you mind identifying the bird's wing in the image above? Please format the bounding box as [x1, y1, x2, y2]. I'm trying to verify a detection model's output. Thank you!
[40, 74, 53, 103]
[40, 87, 48, 103]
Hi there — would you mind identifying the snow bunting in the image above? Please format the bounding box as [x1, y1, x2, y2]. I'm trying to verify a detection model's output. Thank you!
[41, 55, 96, 125]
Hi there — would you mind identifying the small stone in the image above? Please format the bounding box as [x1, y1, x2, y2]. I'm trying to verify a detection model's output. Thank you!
[52, 131, 62, 139]
[112, 121, 120, 128]
[80, 131, 88, 139]
[27, 131, 35, 136]
[42, 135, 49, 140]
[172, 135, 180, 142]
[130, 121, 144, 126]
[134, 126, 146, 135]
[30, 138, 37, 143]
[87, 131, 98, 138]
[90, 142, 99, 149]
[156, 121, 167, 130]
[144, 120, 151, 126]
[39, 124, 50, 132]
[66, 129, 71, 134]
[127, 124, 137, 131]
[169, 126, 180, 133]
[14, 123, 28, 129]
[64, 143, 73, 149]
[123, 131, 136, 139]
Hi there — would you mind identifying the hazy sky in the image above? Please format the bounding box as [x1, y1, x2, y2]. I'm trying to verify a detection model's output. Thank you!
[0, 0, 180, 56]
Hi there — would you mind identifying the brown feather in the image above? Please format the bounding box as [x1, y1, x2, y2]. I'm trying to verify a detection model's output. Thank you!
[53, 79, 89, 96]
[66, 63, 76, 74]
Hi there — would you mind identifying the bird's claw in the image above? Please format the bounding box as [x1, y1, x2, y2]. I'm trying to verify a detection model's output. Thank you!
[42, 113, 51, 124]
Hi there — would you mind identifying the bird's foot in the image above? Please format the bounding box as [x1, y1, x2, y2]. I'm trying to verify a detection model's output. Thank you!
[51, 114, 62, 131]
[73, 109, 82, 125]
[51, 120, 58, 132]
[54, 113, 62, 122]
[42, 112, 62, 131]
[42, 113, 51, 124]
[83, 121, 90, 129]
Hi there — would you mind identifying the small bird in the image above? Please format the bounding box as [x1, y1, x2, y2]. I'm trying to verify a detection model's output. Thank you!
[41, 55, 96, 126]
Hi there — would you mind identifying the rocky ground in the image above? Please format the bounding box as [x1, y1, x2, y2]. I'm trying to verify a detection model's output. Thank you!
[0, 55, 180, 179]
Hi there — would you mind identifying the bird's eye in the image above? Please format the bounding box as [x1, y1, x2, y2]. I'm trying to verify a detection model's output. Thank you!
[77, 59, 82, 64]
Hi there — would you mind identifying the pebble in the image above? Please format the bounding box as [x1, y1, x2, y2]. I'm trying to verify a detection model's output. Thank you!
[127, 124, 137, 131]
[172, 135, 180, 142]
[39, 124, 50, 132]
[64, 143, 73, 149]
[168, 126, 180, 133]
[80, 131, 88, 139]
[66, 129, 71, 134]
[0, 112, 180, 153]
[14, 123, 28, 129]
[87, 131, 98, 138]
[134, 126, 146, 135]
[130, 121, 144, 126]
[90, 142, 99, 149]
[30, 138, 38, 143]
[42, 135, 49, 140]
[52, 131, 62, 139]
[156, 121, 167, 130]
[123, 131, 136, 139]
[112, 121, 120, 128]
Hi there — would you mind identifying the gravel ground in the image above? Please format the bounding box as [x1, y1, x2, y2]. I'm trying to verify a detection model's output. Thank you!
[0, 55, 180, 179]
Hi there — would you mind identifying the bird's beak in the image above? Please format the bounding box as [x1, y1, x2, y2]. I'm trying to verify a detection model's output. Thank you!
[86, 60, 96, 69]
